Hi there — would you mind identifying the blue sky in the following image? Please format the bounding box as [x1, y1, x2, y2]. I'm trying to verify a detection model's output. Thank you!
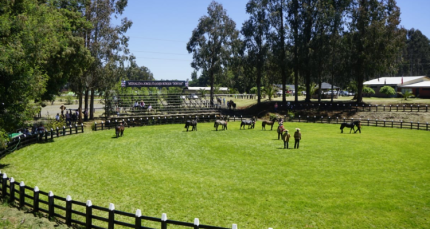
[120, 0, 430, 81]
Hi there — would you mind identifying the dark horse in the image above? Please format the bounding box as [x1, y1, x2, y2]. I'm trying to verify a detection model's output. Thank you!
[240, 117, 255, 129]
[262, 116, 278, 130]
[185, 119, 198, 131]
[214, 120, 228, 131]
[115, 122, 126, 138]
[227, 100, 236, 110]
[340, 121, 361, 133]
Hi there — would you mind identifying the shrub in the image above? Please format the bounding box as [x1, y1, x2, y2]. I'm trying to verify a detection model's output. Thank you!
[379, 86, 396, 96]
[66, 95, 74, 105]
[288, 112, 295, 120]
[45, 117, 66, 130]
[0, 129, 8, 150]
[269, 113, 277, 121]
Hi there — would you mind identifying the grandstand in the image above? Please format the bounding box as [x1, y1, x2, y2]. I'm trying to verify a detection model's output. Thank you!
[107, 93, 225, 119]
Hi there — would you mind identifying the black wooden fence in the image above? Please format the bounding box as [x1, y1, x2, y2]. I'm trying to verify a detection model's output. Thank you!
[0, 171, 236, 229]
[0, 124, 85, 157]
[288, 103, 429, 113]
[93, 114, 246, 131]
[282, 115, 430, 131]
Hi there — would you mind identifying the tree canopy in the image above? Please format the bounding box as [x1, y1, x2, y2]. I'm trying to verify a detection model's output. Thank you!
[187, 1, 239, 106]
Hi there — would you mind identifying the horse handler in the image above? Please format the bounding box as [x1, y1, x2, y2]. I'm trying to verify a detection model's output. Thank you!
[277, 118, 285, 140]
[294, 128, 301, 149]
[282, 129, 291, 149]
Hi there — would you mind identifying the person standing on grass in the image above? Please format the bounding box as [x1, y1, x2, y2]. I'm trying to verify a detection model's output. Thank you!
[274, 102, 278, 112]
[66, 111, 71, 125]
[277, 118, 285, 140]
[294, 128, 301, 149]
[282, 129, 291, 149]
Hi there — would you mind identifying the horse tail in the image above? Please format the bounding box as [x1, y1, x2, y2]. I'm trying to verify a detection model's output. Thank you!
[340, 123, 344, 129]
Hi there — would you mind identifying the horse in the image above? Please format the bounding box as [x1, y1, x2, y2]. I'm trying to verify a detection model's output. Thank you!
[214, 120, 228, 131]
[227, 100, 236, 110]
[115, 122, 126, 138]
[184, 119, 198, 132]
[340, 121, 361, 133]
[262, 116, 278, 130]
[240, 117, 255, 129]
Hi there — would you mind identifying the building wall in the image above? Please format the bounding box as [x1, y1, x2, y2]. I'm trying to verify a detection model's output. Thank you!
[418, 88, 430, 98]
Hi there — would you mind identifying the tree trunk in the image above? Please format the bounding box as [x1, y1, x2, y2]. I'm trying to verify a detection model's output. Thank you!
[210, 71, 214, 107]
[78, 91, 83, 124]
[84, 88, 89, 120]
[90, 88, 95, 120]
[356, 78, 364, 103]
[305, 70, 311, 102]
[331, 74, 334, 103]
[257, 65, 261, 104]
[294, 69, 299, 103]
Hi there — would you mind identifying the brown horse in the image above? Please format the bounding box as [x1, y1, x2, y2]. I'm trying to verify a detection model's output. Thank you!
[262, 116, 278, 130]
[214, 120, 228, 131]
[227, 100, 236, 110]
[115, 122, 126, 138]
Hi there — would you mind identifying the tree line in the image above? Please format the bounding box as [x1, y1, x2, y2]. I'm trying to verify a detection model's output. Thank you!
[187, 0, 430, 106]
[1, 0, 430, 137]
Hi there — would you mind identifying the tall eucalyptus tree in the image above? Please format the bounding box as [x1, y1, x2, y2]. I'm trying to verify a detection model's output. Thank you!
[267, 0, 291, 103]
[242, 0, 271, 103]
[187, 1, 239, 106]
[347, 0, 405, 102]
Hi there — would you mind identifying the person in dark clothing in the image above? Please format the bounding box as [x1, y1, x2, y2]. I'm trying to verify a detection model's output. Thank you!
[294, 128, 301, 149]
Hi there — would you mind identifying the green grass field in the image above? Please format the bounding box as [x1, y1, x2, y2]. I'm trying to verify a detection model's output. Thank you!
[1, 122, 429, 228]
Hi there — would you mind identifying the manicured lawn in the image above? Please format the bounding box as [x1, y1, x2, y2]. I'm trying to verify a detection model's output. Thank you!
[1, 122, 429, 228]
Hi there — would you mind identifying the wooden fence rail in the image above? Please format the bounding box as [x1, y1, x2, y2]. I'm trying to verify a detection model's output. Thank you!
[0, 172, 237, 229]
[93, 114, 249, 131]
[280, 115, 430, 131]
[288, 103, 429, 113]
[0, 124, 85, 157]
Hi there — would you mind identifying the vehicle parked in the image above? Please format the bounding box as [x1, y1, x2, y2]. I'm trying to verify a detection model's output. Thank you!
[339, 91, 349, 96]
[324, 90, 338, 95]
[188, 94, 198, 99]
